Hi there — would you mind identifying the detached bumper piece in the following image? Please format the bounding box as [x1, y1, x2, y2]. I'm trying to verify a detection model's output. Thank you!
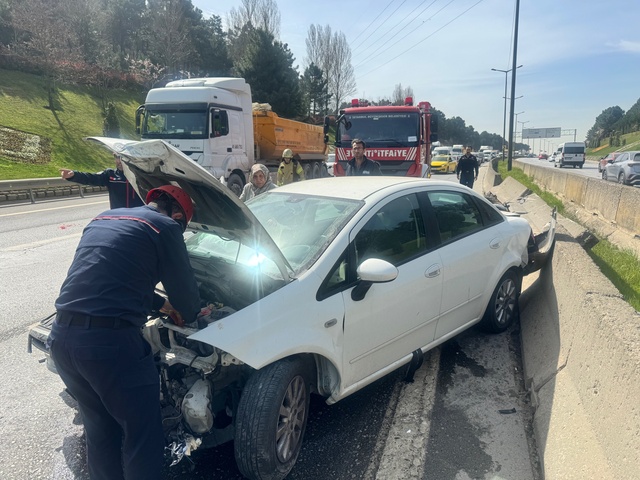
[523, 207, 557, 276]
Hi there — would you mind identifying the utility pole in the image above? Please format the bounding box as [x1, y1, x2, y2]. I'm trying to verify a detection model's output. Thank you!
[507, 0, 521, 171]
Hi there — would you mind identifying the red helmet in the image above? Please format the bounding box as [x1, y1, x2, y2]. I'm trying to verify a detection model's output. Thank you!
[146, 185, 194, 227]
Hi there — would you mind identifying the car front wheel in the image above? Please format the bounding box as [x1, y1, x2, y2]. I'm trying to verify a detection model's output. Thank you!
[602, 170, 608, 181]
[618, 173, 627, 185]
[480, 270, 520, 333]
[235, 358, 311, 480]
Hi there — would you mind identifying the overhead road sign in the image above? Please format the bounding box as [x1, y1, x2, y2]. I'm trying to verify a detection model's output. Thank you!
[522, 127, 561, 139]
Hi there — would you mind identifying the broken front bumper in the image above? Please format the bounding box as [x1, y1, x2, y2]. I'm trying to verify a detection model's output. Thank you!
[523, 207, 557, 276]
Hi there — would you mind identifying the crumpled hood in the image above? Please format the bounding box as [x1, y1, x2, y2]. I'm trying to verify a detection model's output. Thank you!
[85, 137, 292, 279]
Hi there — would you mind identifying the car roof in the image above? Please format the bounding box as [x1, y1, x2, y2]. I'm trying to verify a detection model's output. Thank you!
[270, 176, 468, 201]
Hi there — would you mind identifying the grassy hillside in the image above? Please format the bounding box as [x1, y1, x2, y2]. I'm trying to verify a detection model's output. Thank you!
[586, 130, 640, 158]
[0, 69, 144, 180]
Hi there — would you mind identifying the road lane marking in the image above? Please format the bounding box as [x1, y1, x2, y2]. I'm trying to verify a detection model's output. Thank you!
[0, 199, 107, 217]
[369, 349, 440, 479]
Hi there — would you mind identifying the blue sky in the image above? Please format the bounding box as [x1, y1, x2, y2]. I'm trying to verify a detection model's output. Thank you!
[194, 0, 640, 150]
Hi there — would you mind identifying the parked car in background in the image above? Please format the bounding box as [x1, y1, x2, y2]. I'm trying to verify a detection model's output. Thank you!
[473, 151, 484, 164]
[431, 154, 457, 173]
[327, 153, 336, 176]
[538, 153, 548, 160]
[548, 152, 557, 162]
[602, 151, 640, 186]
[28, 137, 556, 480]
[598, 152, 622, 173]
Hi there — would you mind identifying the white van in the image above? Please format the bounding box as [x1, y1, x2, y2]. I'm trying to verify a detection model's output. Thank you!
[554, 142, 586, 168]
[451, 144, 464, 161]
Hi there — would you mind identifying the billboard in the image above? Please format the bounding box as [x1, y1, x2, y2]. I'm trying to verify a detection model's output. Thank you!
[522, 127, 561, 139]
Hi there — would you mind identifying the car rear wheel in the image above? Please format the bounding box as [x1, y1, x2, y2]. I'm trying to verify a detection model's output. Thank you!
[618, 172, 627, 185]
[235, 358, 311, 480]
[602, 170, 608, 181]
[480, 270, 520, 333]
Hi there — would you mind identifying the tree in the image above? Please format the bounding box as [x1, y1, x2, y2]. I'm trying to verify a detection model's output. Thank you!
[228, 0, 280, 39]
[391, 83, 414, 106]
[305, 25, 356, 114]
[103, 102, 121, 137]
[586, 105, 624, 147]
[146, 0, 195, 74]
[301, 62, 330, 117]
[234, 28, 303, 118]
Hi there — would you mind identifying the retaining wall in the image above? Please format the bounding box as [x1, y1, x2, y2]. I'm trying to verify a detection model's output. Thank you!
[484, 163, 640, 479]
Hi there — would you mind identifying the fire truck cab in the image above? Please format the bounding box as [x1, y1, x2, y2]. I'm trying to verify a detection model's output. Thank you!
[331, 97, 438, 177]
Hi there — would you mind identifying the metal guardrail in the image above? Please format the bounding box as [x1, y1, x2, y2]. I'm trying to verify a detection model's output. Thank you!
[0, 177, 105, 204]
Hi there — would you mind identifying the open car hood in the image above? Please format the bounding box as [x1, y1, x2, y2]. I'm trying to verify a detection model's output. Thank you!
[86, 137, 293, 280]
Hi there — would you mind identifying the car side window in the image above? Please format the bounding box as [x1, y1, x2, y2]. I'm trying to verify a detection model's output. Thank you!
[616, 153, 628, 163]
[427, 191, 483, 243]
[474, 198, 504, 227]
[353, 194, 427, 267]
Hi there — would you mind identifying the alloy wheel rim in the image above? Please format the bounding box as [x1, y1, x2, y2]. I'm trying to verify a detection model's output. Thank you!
[275, 375, 306, 463]
[494, 278, 516, 325]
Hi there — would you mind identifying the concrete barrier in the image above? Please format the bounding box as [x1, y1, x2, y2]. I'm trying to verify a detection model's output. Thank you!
[488, 167, 640, 479]
[513, 160, 640, 257]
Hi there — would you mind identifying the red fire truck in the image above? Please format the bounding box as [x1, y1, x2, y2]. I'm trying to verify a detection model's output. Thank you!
[331, 97, 438, 177]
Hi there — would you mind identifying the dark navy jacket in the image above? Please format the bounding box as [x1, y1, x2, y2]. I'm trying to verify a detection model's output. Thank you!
[67, 169, 144, 209]
[345, 156, 382, 176]
[55, 206, 200, 326]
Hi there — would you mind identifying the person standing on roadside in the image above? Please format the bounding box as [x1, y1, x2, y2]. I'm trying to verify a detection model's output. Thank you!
[277, 148, 305, 186]
[48, 185, 201, 480]
[456, 145, 479, 189]
[60, 153, 144, 208]
[239, 163, 277, 202]
[345, 139, 382, 176]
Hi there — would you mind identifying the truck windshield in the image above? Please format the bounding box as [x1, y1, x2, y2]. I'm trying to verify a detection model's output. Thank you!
[142, 106, 208, 139]
[337, 112, 419, 147]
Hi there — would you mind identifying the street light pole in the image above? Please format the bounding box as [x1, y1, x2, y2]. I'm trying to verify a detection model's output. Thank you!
[492, 65, 522, 157]
[514, 111, 525, 137]
[518, 120, 529, 149]
[507, 0, 522, 171]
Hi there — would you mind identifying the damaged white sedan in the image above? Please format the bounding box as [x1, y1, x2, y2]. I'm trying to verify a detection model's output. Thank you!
[29, 138, 556, 480]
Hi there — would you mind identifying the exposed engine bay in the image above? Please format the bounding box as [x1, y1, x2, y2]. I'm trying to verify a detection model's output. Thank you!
[144, 248, 288, 466]
[143, 304, 249, 466]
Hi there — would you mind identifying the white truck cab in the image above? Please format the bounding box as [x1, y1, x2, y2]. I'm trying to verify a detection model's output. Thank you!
[136, 78, 254, 195]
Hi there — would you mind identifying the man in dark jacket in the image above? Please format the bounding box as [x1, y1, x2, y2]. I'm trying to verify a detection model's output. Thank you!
[456, 146, 479, 188]
[346, 139, 382, 176]
[60, 154, 144, 208]
[48, 185, 200, 480]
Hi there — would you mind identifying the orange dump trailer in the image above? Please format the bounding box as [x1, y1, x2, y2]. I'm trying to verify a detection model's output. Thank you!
[253, 106, 328, 179]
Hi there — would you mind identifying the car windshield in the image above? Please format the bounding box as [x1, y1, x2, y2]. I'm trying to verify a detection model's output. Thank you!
[185, 192, 363, 278]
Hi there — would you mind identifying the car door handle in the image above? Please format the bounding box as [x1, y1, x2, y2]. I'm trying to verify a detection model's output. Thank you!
[425, 264, 441, 278]
[490, 238, 501, 249]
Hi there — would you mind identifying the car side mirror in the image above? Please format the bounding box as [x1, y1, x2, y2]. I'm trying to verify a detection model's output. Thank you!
[351, 258, 398, 301]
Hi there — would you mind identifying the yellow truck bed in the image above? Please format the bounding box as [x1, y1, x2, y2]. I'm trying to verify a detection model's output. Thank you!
[253, 107, 327, 165]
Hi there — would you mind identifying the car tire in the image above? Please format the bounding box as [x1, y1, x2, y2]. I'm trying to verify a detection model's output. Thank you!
[235, 358, 311, 480]
[618, 172, 626, 185]
[227, 173, 245, 197]
[602, 170, 608, 181]
[578, 163, 583, 169]
[480, 270, 520, 333]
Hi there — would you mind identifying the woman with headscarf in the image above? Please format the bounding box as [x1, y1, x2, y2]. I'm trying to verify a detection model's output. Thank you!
[239, 163, 276, 202]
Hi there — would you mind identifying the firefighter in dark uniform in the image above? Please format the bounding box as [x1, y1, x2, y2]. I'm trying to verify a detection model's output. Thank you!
[456, 145, 479, 189]
[48, 185, 201, 480]
[345, 138, 382, 176]
[60, 154, 144, 208]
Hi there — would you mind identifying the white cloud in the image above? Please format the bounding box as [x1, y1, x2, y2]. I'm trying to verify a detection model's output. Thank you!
[610, 39, 640, 53]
